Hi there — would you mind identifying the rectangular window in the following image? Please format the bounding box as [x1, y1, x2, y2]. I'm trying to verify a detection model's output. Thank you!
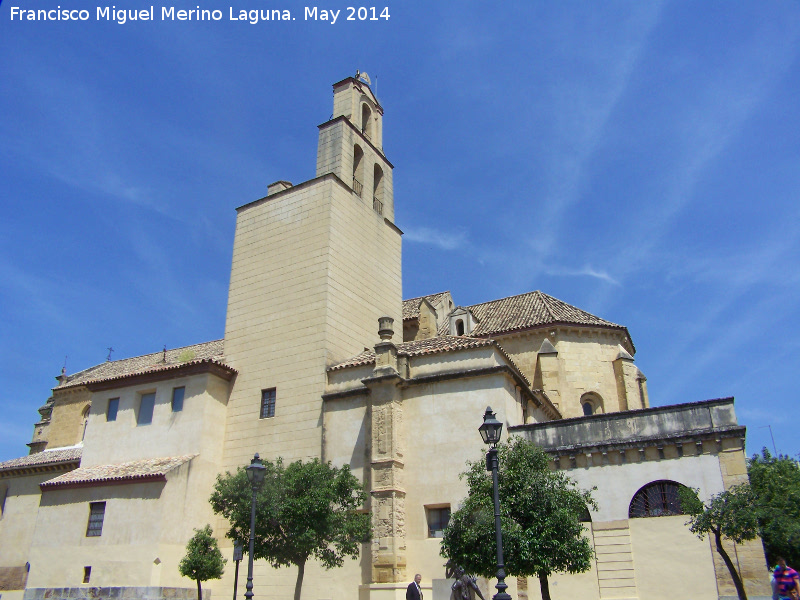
[83, 566, 91, 583]
[106, 398, 119, 422]
[260, 388, 276, 419]
[86, 502, 106, 537]
[426, 506, 451, 538]
[171, 387, 185, 412]
[137, 393, 155, 425]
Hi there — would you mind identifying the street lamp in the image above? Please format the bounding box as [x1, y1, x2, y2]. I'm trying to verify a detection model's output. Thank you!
[244, 453, 267, 600]
[479, 407, 512, 600]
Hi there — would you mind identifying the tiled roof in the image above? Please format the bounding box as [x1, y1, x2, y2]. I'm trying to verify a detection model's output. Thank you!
[0, 447, 82, 473]
[330, 336, 502, 370]
[443, 291, 625, 337]
[402, 291, 450, 320]
[40, 454, 196, 489]
[56, 340, 230, 390]
[328, 335, 539, 405]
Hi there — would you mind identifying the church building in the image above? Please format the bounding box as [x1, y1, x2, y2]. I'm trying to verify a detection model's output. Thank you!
[0, 76, 770, 600]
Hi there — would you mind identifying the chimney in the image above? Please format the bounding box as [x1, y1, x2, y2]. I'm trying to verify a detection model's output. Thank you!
[267, 181, 293, 196]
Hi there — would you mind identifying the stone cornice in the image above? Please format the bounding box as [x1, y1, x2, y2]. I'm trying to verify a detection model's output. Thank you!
[41, 473, 167, 491]
[236, 173, 402, 233]
[317, 115, 394, 168]
[0, 460, 80, 479]
[81, 361, 236, 392]
[511, 397, 744, 462]
[480, 324, 635, 356]
[534, 425, 745, 459]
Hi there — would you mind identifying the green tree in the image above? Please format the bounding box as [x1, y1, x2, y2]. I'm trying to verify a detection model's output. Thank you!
[748, 448, 800, 566]
[678, 485, 759, 600]
[210, 457, 370, 600]
[179, 524, 226, 600]
[441, 438, 596, 600]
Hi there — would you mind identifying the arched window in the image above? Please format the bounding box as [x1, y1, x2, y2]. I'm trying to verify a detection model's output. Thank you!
[629, 480, 686, 518]
[361, 103, 372, 138]
[580, 393, 603, 416]
[79, 405, 91, 442]
[352, 145, 364, 197]
[456, 319, 465, 336]
[373, 164, 384, 214]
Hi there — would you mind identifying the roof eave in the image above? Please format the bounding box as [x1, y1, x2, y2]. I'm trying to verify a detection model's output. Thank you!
[56, 359, 237, 393]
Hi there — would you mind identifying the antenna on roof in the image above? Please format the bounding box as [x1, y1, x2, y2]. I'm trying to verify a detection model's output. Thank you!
[163, 345, 167, 362]
[62, 356, 68, 375]
[106, 348, 114, 362]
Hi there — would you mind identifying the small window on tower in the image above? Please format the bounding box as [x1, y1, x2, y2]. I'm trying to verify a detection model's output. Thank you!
[361, 103, 372, 138]
[260, 388, 276, 419]
[83, 566, 91, 583]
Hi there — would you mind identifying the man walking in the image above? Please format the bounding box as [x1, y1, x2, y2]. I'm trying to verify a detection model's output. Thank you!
[407, 574, 423, 600]
[774, 557, 800, 600]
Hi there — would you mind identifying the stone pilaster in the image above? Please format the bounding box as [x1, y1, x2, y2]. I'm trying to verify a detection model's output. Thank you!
[365, 318, 407, 583]
[612, 345, 641, 411]
[534, 338, 561, 411]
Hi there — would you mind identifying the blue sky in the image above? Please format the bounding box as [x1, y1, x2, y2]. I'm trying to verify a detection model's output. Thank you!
[1, 1, 799, 462]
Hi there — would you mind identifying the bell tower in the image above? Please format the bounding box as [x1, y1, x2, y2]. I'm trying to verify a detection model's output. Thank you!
[316, 76, 395, 220]
[221, 76, 403, 471]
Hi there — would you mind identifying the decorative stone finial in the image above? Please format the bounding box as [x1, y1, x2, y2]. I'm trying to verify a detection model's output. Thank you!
[378, 316, 394, 340]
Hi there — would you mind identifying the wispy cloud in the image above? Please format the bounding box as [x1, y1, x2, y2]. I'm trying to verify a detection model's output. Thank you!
[404, 227, 468, 251]
[610, 25, 800, 283]
[531, 3, 666, 257]
[544, 265, 620, 285]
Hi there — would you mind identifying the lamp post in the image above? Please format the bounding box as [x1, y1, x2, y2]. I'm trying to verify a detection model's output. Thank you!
[479, 407, 512, 600]
[244, 453, 267, 600]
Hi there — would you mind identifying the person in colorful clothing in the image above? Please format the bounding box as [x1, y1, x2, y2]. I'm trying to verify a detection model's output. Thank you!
[774, 557, 800, 600]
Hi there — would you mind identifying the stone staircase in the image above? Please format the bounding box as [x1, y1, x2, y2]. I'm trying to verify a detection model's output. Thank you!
[592, 521, 638, 600]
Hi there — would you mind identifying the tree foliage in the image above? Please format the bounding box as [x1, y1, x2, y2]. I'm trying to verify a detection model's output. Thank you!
[440, 438, 596, 600]
[209, 457, 370, 600]
[678, 485, 759, 600]
[748, 448, 800, 566]
[179, 524, 226, 600]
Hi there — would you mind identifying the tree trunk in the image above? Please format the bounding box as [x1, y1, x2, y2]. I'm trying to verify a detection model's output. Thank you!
[294, 560, 306, 600]
[196, 578, 202, 600]
[538, 574, 551, 600]
[714, 528, 748, 600]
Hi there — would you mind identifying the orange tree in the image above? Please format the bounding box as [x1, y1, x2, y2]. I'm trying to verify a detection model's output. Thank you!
[441, 438, 596, 600]
[210, 457, 369, 600]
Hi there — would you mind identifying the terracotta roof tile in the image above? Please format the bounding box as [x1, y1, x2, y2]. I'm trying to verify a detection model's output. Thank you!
[436, 291, 625, 337]
[0, 447, 82, 473]
[40, 454, 196, 489]
[57, 340, 230, 390]
[330, 336, 501, 370]
[402, 291, 450, 320]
